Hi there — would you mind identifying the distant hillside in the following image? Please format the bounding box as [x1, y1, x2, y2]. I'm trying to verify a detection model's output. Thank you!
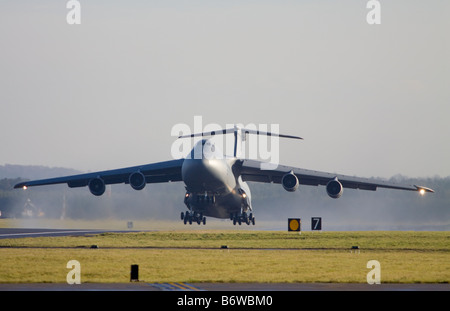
[0, 164, 82, 180]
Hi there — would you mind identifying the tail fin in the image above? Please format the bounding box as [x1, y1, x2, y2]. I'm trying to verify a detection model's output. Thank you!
[178, 124, 302, 158]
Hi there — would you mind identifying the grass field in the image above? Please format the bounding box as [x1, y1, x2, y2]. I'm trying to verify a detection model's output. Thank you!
[0, 226, 449, 284]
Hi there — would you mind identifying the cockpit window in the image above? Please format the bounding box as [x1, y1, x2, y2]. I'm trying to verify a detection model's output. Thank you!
[203, 140, 215, 151]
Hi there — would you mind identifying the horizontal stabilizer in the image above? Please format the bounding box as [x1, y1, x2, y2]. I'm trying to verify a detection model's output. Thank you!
[178, 127, 303, 140]
[178, 125, 302, 158]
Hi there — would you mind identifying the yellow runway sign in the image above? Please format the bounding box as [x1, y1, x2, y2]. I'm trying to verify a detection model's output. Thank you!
[288, 218, 301, 232]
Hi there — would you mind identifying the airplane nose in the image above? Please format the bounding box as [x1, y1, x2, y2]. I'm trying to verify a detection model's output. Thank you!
[182, 139, 235, 192]
[182, 157, 229, 192]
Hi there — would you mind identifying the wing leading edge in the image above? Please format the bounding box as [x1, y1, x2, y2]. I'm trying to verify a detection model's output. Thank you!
[14, 159, 184, 190]
[237, 159, 434, 193]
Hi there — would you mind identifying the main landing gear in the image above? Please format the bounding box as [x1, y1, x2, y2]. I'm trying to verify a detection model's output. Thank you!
[181, 211, 206, 225]
[230, 212, 255, 226]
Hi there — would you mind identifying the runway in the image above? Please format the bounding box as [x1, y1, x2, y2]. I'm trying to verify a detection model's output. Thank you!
[0, 282, 449, 291]
[0, 228, 136, 239]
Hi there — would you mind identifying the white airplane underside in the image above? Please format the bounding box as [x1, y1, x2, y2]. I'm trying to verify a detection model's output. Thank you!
[14, 126, 434, 226]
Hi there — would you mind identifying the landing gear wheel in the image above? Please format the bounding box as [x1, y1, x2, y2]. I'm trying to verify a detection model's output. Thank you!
[232, 213, 256, 226]
[181, 211, 206, 225]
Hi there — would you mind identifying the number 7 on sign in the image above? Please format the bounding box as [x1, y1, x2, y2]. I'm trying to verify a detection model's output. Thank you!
[311, 217, 322, 231]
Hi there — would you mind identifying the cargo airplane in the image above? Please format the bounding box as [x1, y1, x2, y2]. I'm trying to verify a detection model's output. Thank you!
[14, 126, 434, 225]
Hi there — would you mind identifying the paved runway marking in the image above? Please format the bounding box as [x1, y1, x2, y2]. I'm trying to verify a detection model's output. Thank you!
[149, 282, 203, 291]
[0, 230, 100, 238]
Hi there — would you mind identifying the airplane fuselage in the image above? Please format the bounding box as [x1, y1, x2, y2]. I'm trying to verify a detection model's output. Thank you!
[181, 139, 252, 219]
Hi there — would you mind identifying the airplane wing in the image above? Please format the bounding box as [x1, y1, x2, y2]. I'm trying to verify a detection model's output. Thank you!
[14, 159, 184, 194]
[237, 159, 434, 194]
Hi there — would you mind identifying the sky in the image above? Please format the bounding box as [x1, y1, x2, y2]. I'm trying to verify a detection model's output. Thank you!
[0, 0, 449, 179]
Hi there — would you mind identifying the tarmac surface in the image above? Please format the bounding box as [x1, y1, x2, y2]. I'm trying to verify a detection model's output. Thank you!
[0, 228, 135, 239]
[0, 282, 449, 291]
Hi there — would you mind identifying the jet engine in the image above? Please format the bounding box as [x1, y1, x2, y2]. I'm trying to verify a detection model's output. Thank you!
[88, 177, 106, 196]
[282, 171, 299, 192]
[326, 178, 343, 199]
[129, 171, 146, 190]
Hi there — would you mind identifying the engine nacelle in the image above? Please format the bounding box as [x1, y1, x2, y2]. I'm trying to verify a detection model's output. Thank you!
[326, 178, 343, 199]
[129, 171, 146, 190]
[88, 177, 106, 196]
[282, 171, 299, 192]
